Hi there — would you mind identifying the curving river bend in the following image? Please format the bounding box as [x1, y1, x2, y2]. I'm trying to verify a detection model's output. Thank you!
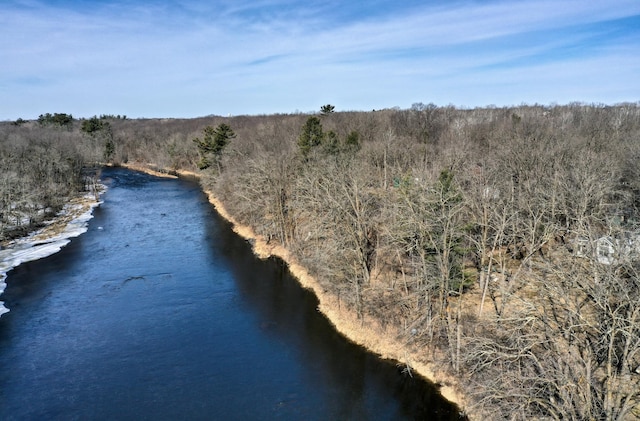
[0, 168, 462, 420]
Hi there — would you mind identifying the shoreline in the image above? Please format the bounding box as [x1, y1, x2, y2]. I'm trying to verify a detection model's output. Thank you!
[203, 190, 467, 412]
[0, 191, 104, 317]
[118, 163, 467, 414]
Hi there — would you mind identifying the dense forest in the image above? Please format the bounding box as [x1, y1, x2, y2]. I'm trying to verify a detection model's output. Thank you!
[2, 103, 640, 420]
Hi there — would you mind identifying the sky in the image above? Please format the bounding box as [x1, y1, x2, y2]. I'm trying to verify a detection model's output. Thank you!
[1, 0, 639, 120]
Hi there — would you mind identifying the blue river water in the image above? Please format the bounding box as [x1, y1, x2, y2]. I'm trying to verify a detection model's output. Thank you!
[0, 168, 462, 420]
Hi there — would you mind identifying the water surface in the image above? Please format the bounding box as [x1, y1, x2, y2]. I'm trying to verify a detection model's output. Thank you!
[0, 168, 462, 420]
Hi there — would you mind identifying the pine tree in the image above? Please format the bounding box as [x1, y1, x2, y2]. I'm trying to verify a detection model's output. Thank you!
[193, 123, 236, 170]
[297, 116, 324, 159]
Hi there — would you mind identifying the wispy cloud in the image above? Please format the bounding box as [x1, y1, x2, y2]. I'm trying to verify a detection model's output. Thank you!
[1, 0, 639, 119]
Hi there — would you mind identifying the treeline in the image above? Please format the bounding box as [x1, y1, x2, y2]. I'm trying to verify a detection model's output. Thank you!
[4, 103, 640, 419]
[0, 113, 134, 242]
[0, 121, 104, 241]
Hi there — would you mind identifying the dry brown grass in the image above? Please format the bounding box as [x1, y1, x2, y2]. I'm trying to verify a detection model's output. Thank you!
[30, 196, 97, 242]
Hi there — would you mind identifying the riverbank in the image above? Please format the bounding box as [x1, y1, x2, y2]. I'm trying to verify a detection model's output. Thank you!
[119, 162, 468, 417]
[205, 191, 467, 407]
[0, 190, 104, 317]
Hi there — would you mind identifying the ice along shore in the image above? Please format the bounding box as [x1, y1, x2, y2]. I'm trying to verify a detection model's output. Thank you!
[0, 191, 104, 317]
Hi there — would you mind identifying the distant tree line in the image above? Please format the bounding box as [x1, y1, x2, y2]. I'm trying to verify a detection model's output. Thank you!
[37, 112, 73, 127]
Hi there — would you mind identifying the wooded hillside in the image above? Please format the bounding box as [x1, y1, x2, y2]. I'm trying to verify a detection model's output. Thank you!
[3, 103, 640, 419]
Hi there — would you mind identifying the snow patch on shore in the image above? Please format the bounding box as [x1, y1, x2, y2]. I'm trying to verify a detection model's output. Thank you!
[0, 192, 104, 318]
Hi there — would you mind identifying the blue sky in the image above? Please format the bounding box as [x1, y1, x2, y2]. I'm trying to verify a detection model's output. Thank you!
[1, 0, 639, 120]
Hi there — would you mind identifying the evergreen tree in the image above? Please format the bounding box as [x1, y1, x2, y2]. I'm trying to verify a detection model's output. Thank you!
[193, 123, 236, 170]
[320, 104, 335, 115]
[81, 116, 107, 134]
[104, 137, 115, 162]
[324, 130, 340, 155]
[297, 116, 324, 159]
[38, 113, 73, 127]
[344, 130, 361, 152]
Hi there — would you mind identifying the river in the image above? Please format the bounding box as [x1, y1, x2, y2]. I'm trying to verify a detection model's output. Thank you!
[0, 167, 462, 420]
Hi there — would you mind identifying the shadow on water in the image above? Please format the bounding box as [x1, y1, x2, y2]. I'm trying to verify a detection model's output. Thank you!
[210, 211, 465, 420]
